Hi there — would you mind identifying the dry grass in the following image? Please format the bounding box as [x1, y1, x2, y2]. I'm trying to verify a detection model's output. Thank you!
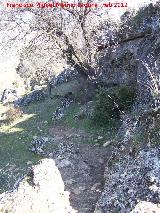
[5, 105, 23, 123]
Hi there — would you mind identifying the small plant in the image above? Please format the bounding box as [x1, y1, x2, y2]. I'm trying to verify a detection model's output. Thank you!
[132, 132, 143, 149]
[5, 105, 23, 123]
[117, 86, 136, 110]
[141, 60, 159, 98]
[92, 86, 136, 126]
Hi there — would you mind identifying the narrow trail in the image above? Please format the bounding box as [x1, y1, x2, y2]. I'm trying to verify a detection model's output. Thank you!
[46, 125, 113, 213]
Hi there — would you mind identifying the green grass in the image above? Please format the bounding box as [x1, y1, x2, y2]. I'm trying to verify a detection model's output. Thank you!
[62, 103, 120, 143]
[0, 98, 59, 193]
[0, 98, 120, 193]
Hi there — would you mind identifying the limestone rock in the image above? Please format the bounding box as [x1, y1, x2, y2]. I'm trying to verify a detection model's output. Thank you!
[103, 140, 112, 147]
[0, 159, 76, 213]
[14, 89, 45, 107]
[29, 137, 49, 154]
[95, 148, 160, 212]
[1, 89, 18, 104]
[97, 136, 103, 140]
[131, 201, 160, 213]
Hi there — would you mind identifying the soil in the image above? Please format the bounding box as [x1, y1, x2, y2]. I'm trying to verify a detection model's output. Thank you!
[47, 124, 113, 213]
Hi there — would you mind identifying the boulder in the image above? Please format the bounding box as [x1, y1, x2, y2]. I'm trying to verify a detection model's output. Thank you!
[29, 137, 49, 154]
[0, 159, 76, 213]
[1, 89, 18, 104]
[95, 148, 160, 212]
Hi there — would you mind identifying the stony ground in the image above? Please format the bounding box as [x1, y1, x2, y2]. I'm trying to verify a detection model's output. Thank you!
[95, 147, 160, 213]
[0, 99, 115, 212]
[45, 125, 113, 213]
[0, 98, 159, 213]
[0, 159, 77, 213]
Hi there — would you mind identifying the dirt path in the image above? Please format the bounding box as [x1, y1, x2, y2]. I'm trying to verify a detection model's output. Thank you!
[46, 125, 113, 213]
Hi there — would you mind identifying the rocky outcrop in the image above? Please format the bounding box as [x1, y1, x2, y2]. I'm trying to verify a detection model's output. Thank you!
[0, 88, 45, 107]
[1, 89, 18, 104]
[0, 3, 159, 213]
[0, 159, 76, 213]
[14, 89, 45, 106]
[98, 3, 160, 108]
[95, 148, 160, 213]
[48, 68, 97, 103]
[29, 136, 49, 154]
[131, 201, 160, 213]
[49, 68, 78, 88]
[52, 97, 74, 121]
[49, 136, 111, 213]
[94, 5, 160, 212]
[0, 129, 111, 213]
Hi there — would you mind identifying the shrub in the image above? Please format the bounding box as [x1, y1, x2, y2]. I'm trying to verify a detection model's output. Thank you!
[117, 86, 136, 110]
[92, 86, 136, 126]
[5, 105, 23, 123]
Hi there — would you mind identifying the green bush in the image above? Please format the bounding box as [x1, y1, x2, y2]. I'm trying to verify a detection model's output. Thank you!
[92, 86, 136, 126]
[117, 86, 136, 109]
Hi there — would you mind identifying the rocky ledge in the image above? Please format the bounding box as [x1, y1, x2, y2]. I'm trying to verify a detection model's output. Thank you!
[95, 148, 160, 213]
[0, 159, 76, 213]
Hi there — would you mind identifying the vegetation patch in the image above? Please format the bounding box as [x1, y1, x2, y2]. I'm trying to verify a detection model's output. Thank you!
[0, 98, 59, 193]
[5, 105, 23, 123]
[92, 86, 136, 126]
[61, 102, 119, 143]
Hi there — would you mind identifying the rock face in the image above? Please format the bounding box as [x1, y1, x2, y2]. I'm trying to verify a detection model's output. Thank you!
[34, 126, 111, 213]
[14, 89, 45, 106]
[98, 3, 160, 108]
[95, 148, 160, 213]
[0, 88, 46, 107]
[0, 159, 76, 213]
[48, 68, 81, 99]
[49, 68, 96, 103]
[49, 68, 78, 88]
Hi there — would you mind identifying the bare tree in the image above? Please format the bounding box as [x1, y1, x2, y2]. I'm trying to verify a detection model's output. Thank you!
[0, 0, 115, 84]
